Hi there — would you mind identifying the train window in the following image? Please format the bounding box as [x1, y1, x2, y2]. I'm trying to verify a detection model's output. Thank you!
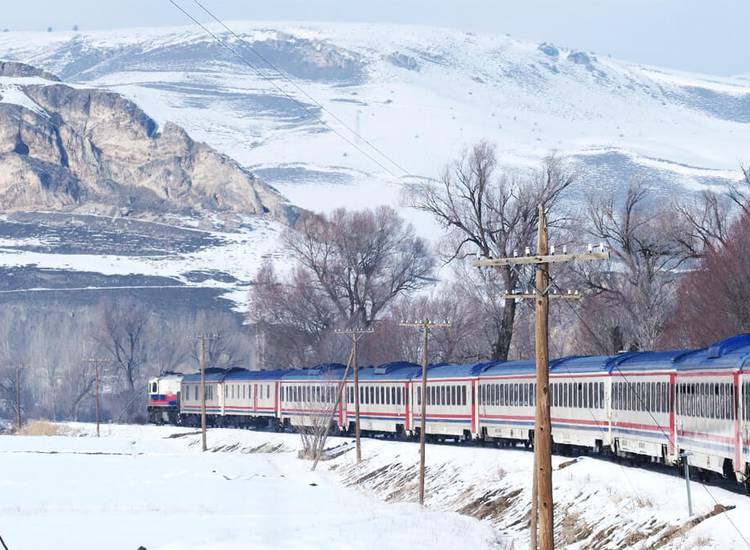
[494, 384, 499, 406]
[596, 382, 601, 409]
[461, 385, 467, 406]
[417, 386, 421, 406]
[450, 386, 455, 406]
[570, 383, 574, 408]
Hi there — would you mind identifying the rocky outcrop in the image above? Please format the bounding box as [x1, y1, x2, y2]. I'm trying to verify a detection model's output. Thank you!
[0, 62, 297, 224]
[0, 61, 60, 81]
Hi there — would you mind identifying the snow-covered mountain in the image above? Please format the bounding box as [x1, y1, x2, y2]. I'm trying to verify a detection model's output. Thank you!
[1, 21, 747, 217]
[0, 22, 748, 317]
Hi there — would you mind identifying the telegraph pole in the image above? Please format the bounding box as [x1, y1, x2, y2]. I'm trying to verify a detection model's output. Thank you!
[399, 319, 450, 506]
[15, 364, 21, 431]
[191, 334, 218, 453]
[84, 358, 109, 437]
[335, 327, 375, 463]
[473, 204, 608, 550]
[199, 335, 208, 452]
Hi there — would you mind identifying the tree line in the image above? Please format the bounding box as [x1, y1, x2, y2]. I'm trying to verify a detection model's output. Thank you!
[0, 299, 250, 425]
[249, 141, 750, 368]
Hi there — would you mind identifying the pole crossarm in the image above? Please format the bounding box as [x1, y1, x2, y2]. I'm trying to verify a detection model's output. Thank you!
[334, 328, 375, 339]
[398, 320, 451, 331]
[473, 250, 609, 267]
[503, 293, 582, 301]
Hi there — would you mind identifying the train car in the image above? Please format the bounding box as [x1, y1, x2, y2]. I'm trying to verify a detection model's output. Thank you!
[477, 359, 535, 444]
[279, 364, 348, 430]
[674, 334, 750, 479]
[218, 368, 286, 428]
[549, 355, 611, 452]
[413, 363, 482, 441]
[180, 368, 226, 426]
[607, 350, 683, 463]
[147, 372, 183, 424]
[344, 362, 421, 436]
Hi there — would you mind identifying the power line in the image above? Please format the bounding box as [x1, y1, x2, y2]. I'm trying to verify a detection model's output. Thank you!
[191, 0, 413, 178]
[168, 0, 409, 181]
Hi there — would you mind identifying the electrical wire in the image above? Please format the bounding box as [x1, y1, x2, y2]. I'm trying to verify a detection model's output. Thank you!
[168, 0, 410, 181]
[191, 0, 413, 178]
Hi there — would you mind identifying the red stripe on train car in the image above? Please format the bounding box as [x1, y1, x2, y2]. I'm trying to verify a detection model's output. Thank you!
[677, 429, 734, 444]
[613, 420, 665, 432]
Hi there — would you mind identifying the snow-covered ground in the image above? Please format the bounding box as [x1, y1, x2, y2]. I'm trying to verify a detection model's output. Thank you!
[0, 424, 504, 550]
[2, 423, 750, 549]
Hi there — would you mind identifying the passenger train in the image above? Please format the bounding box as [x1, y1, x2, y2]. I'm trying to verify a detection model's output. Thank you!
[148, 333, 750, 488]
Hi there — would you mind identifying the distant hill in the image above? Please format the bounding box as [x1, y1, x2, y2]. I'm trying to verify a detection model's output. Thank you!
[0, 22, 746, 218]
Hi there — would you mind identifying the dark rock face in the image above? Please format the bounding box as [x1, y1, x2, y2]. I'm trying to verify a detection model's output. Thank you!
[0, 60, 60, 81]
[0, 63, 297, 225]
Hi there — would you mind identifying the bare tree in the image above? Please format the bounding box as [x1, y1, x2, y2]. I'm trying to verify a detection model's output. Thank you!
[251, 206, 434, 367]
[672, 189, 732, 257]
[285, 206, 435, 327]
[577, 184, 684, 352]
[99, 298, 150, 391]
[65, 360, 97, 420]
[408, 141, 575, 360]
[249, 264, 338, 368]
[663, 210, 750, 347]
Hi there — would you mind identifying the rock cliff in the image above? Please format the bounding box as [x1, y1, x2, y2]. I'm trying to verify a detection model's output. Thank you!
[0, 61, 297, 224]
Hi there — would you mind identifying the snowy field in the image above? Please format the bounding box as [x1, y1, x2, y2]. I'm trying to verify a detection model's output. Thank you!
[2, 423, 750, 549]
[0, 424, 503, 550]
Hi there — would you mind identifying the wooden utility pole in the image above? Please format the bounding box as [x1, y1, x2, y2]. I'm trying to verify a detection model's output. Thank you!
[199, 334, 208, 452]
[191, 334, 218, 453]
[399, 319, 450, 506]
[473, 204, 608, 550]
[534, 206, 553, 550]
[334, 327, 375, 463]
[15, 364, 21, 431]
[84, 359, 109, 437]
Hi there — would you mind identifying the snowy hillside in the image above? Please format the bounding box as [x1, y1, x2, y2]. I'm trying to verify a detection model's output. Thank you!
[1, 22, 747, 217]
[3, 423, 750, 549]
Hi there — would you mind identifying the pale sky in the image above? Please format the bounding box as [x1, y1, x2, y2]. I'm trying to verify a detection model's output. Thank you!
[1, 0, 747, 76]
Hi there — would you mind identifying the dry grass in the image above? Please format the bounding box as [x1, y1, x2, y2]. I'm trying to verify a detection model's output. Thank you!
[16, 421, 70, 436]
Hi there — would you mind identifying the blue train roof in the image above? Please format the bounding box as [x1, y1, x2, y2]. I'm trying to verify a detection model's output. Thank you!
[427, 362, 485, 378]
[182, 368, 227, 383]
[606, 350, 692, 373]
[281, 363, 348, 381]
[354, 362, 422, 381]
[676, 334, 750, 371]
[224, 368, 288, 381]
[552, 355, 612, 374]
[480, 359, 535, 376]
